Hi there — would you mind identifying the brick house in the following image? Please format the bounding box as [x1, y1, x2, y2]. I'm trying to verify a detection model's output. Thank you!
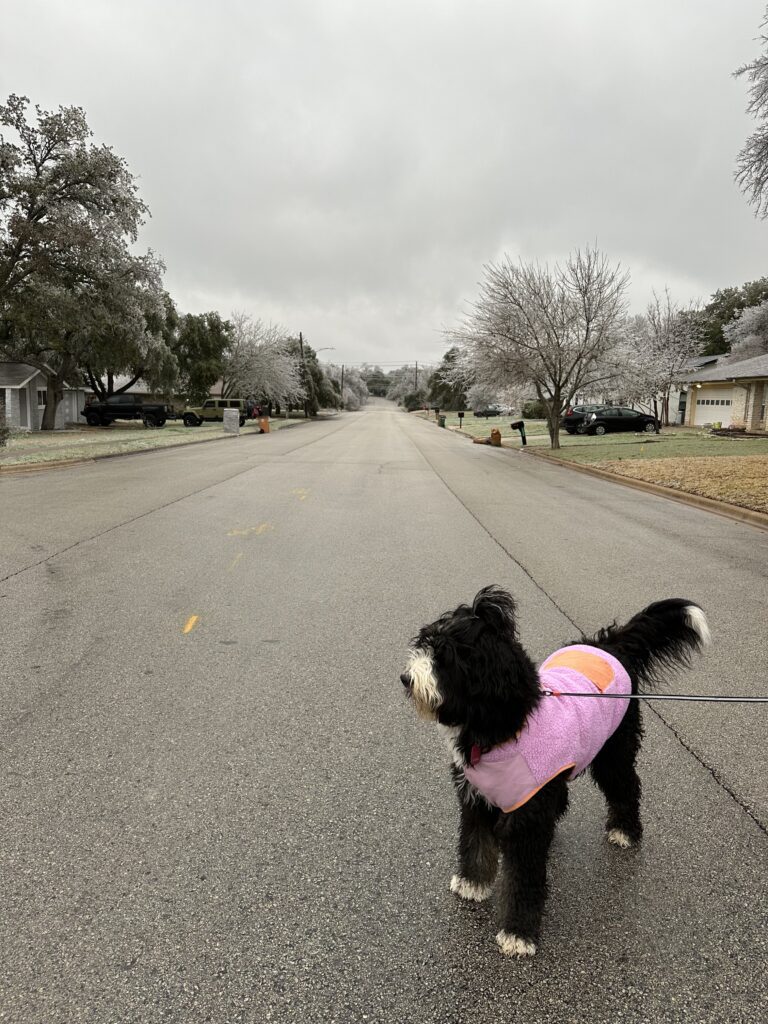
[685, 353, 768, 430]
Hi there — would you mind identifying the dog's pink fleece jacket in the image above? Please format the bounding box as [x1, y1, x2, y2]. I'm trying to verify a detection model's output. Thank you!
[462, 645, 631, 812]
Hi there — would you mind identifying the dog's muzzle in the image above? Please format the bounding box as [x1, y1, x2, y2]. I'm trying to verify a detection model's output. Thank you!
[401, 648, 441, 719]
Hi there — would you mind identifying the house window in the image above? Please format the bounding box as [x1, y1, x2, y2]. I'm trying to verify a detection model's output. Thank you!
[37, 390, 47, 406]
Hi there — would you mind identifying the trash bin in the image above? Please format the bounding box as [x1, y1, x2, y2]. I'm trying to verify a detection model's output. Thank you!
[438, 415, 446, 428]
[258, 415, 270, 434]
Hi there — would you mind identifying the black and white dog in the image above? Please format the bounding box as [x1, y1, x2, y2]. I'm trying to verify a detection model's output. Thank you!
[400, 586, 709, 957]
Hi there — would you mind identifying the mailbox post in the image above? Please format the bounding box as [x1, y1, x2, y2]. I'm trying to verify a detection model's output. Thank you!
[510, 420, 527, 445]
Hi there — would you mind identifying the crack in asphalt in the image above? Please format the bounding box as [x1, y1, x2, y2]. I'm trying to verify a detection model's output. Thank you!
[402, 416, 768, 837]
[0, 417, 355, 587]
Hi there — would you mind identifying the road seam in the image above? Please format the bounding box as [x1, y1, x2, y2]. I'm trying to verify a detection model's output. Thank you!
[0, 416, 355, 585]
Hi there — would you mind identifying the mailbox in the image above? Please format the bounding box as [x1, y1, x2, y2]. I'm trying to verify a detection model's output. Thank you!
[510, 420, 527, 445]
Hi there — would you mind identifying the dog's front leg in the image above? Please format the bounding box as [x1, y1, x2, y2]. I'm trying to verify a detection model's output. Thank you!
[495, 781, 567, 957]
[450, 768, 500, 902]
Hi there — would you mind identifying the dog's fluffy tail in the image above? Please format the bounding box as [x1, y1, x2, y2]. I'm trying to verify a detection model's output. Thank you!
[590, 599, 710, 692]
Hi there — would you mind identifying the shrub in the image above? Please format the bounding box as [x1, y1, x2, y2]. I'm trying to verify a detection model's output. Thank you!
[522, 400, 548, 418]
[0, 414, 11, 448]
[403, 391, 426, 412]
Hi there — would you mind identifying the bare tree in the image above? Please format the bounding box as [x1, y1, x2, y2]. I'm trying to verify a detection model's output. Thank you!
[735, 8, 768, 217]
[221, 312, 304, 405]
[450, 247, 628, 448]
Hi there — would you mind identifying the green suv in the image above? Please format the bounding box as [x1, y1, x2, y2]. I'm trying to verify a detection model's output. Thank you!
[182, 398, 247, 427]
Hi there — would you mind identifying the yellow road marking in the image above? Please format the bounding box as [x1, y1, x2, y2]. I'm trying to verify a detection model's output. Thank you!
[226, 523, 274, 538]
[292, 488, 310, 502]
[228, 552, 243, 571]
[183, 615, 200, 634]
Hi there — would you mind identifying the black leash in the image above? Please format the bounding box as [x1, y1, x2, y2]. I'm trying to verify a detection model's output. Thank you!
[543, 690, 768, 704]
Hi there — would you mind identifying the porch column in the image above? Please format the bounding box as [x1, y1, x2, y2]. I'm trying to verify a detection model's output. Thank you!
[7, 389, 21, 428]
[748, 383, 764, 431]
[731, 384, 749, 427]
[685, 387, 698, 426]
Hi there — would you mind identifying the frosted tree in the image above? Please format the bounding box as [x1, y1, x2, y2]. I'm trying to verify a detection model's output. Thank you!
[735, 7, 768, 217]
[722, 299, 768, 361]
[0, 94, 170, 426]
[221, 312, 304, 406]
[450, 247, 628, 448]
[613, 291, 699, 426]
[324, 363, 369, 410]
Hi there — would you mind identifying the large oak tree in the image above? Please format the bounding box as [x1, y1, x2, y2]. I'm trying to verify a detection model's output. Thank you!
[1, 94, 171, 426]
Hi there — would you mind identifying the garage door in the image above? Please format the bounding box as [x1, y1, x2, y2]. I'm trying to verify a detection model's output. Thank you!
[693, 387, 734, 426]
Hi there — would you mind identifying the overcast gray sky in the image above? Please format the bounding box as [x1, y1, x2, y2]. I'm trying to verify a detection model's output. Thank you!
[2, 0, 767, 366]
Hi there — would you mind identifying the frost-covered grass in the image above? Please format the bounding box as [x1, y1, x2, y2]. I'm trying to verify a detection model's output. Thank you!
[0, 416, 305, 467]
[414, 409, 768, 459]
[535, 430, 768, 462]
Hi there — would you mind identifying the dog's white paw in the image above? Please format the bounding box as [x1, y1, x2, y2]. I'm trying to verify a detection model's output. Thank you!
[496, 931, 537, 958]
[450, 874, 492, 902]
[607, 828, 634, 849]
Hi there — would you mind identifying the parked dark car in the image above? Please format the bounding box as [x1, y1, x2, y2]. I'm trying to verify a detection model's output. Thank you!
[561, 404, 602, 433]
[81, 394, 171, 427]
[579, 406, 659, 436]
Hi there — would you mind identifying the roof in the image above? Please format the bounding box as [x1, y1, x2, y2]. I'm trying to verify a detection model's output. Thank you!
[688, 354, 720, 369]
[0, 362, 39, 388]
[688, 353, 768, 383]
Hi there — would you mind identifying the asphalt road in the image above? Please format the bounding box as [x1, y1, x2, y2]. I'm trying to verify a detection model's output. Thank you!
[1, 400, 766, 1024]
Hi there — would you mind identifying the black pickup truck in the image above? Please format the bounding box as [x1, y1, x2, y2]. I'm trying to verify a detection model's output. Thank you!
[81, 394, 172, 427]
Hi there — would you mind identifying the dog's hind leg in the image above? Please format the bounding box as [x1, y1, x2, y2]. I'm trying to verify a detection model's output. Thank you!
[495, 778, 567, 957]
[590, 701, 643, 848]
[450, 773, 500, 902]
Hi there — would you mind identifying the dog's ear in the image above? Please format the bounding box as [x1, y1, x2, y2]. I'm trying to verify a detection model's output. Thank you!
[472, 586, 517, 636]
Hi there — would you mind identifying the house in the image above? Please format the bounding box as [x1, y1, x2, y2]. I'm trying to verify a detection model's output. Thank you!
[0, 362, 90, 431]
[685, 353, 768, 430]
[571, 355, 724, 425]
[0, 364, 167, 431]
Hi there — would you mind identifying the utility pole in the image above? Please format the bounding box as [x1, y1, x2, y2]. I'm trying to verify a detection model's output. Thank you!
[340, 364, 344, 408]
[414, 361, 418, 390]
[299, 331, 308, 417]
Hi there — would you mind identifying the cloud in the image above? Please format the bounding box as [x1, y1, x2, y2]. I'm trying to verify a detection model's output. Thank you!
[3, 0, 767, 364]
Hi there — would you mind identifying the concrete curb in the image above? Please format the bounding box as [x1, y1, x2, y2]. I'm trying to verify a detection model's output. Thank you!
[520, 446, 768, 532]
[0, 420, 313, 476]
